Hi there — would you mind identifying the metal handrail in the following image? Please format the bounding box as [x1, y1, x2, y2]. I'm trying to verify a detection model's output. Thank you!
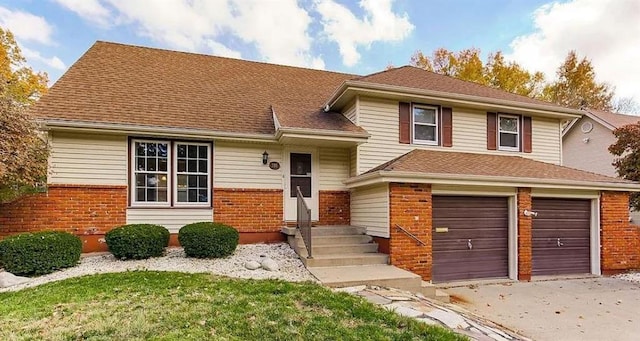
[296, 186, 313, 259]
[394, 224, 426, 246]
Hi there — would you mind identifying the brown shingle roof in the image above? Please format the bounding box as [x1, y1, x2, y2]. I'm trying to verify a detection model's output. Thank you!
[365, 149, 630, 184]
[588, 109, 640, 129]
[33, 41, 364, 135]
[356, 66, 568, 110]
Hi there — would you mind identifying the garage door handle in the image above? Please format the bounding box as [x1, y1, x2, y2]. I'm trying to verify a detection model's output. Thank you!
[557, 238, 564, 247]
[467, 239, 473, 250]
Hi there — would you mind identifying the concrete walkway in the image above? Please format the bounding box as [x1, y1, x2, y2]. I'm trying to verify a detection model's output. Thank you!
[445, 277, 640, 341]
[335, 285, 529, 341]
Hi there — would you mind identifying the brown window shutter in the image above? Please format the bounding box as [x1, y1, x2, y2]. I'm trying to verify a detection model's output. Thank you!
[399, 102, 411, 144]
[487, 112, 497, 150]
[441, 107, 453, 147]
[522, 116, 532, 153]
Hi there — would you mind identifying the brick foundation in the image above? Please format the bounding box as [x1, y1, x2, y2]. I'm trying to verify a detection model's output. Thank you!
[600, 191, 640, 274]
[372, 236, 390, 254]
[213, 188, 283, 233]
[0, 185, 127, 252]
[388, 183, 432, 280]
[318, 190, 350, 225]
[517, 188, 532, 281]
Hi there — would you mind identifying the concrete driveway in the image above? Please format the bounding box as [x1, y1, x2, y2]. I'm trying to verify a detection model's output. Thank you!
[445, 277, 640, 341]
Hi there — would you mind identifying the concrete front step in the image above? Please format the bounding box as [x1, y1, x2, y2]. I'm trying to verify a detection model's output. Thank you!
[309, 264, 422, 290]
[296, 243, 379, 257]
[301, 253, 389, 267]
[295, 234, 373, 245]
[307, 225, 365, 236]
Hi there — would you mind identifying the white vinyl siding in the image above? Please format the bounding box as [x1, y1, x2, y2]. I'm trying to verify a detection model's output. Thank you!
[562, 117, 617, 177]
[319, 147, 350, 190]
[214, 142, 283, 189]
[126, 208, 212, 233]
[351, 184, 389, 237]
[350, 147, 358, 177]
[530, 116, 562, 165]
[343, 98, 357, 124]
[49, 132, 127, 185]
[356, 97, 563, 174]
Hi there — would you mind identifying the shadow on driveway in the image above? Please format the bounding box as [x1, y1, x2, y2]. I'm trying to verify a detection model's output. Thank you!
[445, 277, 640, 341]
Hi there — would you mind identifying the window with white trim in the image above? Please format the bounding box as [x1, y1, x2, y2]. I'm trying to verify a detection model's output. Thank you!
[498, 114, 519, 151]
[131, 139, 211, 207]
[412, 105, 439, 144]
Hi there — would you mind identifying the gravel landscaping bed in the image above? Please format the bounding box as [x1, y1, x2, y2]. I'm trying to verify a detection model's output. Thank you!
[0, 243, 316, 292]
[614, 272, 640, 283]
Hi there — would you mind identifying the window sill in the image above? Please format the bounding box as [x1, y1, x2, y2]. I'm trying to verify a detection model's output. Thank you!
[128, 205, 212, 209]
[498, 147, 520, 152]
[412, 140, 439, 146]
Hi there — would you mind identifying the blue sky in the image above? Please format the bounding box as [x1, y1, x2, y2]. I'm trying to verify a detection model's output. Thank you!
[2, 0, 639, 102]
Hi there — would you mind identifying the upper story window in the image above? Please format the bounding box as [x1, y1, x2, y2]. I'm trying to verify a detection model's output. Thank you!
[131, 139, 211, 207]
[413, 105, 439, 144]
[498, 114, 520, 151]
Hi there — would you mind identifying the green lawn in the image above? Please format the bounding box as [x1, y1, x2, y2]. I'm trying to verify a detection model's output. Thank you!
[0, 271, 466, 340]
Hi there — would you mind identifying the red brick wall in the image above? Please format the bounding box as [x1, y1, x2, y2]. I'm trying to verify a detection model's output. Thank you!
[213, 188, 283, 233]
[318, 190, 350, 225]
[0, 185, 127, 252]
[600, 191, 640, 274]
[389, 183, 432, 280]
[517, 187, 532, 281]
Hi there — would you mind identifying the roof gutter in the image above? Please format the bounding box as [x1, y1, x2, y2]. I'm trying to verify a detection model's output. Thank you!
[275, 126, 370, 140]
[41, 119, 279, 143]
[344, 170, 640, 192]
[326, 81, 585, 118]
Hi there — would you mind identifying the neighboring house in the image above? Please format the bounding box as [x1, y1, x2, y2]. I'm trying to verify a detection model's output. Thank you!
[1, 41, 639, 283]
[563, 109, 640, 177]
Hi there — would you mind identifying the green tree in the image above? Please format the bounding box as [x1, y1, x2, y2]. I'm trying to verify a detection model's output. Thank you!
[542, 51, 614, 111]
[0, 28, 49, 203]
[610, 123, 640, 209]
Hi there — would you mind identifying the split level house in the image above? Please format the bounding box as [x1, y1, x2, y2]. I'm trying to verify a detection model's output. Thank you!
[1, 41, 639, 283]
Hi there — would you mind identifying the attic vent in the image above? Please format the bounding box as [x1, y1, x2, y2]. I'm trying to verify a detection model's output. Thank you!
[581, 121, 593, 133]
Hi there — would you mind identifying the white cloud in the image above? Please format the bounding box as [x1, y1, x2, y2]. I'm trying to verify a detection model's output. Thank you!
[507, 0, 640, 100]
[0, 6, 54, 44]
[55, 0, 325, 69]
[53, 0, 112, 27]
[205, 40, 242, 59]
[315, 0, 414, 66]
[21, 46, 66, 70]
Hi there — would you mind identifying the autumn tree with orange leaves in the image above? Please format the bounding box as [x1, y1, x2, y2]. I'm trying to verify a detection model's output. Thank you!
[0, 28, 49, 203]
[411, 48, 618, 111]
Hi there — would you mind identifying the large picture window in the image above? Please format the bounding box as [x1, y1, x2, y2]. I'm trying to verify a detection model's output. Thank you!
[412, 105, 439, 144]
[131, 139, 211, 207]
[498, 114, 520, 151]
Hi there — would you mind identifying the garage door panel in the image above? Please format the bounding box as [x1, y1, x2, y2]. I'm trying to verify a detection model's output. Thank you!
[433, 208, 508, 219]
[433, 228, 508, 240]
[532, 198, 591, 276]
[434, 218, 509, 229]
[432, 196, 509, 282]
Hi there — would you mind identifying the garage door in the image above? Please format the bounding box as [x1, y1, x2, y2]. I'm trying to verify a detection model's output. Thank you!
[432, 196, 509, 282]
[532, 198, 591, 276]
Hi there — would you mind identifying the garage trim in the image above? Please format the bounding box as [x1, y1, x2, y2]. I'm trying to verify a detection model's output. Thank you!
[531, 190, 601, 276]
[432, 186, 518, 280]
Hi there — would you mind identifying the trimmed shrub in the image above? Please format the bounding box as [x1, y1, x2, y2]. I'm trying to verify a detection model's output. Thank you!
[0, 231, 82, 276]
[179, 222, 239, 258]
[105, 224, 170, 260]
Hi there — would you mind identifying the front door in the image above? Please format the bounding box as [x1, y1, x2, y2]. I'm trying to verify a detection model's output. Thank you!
[285, 150, 318, 221]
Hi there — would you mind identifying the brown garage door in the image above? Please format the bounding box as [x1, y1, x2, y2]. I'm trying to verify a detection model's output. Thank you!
[432, 196, 509, 282]
[532, 198, 591, 276]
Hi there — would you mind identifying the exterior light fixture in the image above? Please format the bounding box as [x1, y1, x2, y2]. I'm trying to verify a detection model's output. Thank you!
[262, 151, 269, 165]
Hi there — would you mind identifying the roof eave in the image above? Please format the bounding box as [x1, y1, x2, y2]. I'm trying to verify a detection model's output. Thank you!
[41, 119, 279, 143]
[327, 81, 584, 119]
[344, 170, 640, 192]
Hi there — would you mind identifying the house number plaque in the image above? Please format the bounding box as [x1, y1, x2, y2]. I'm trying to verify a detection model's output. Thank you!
[269, 161, 280, 170]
